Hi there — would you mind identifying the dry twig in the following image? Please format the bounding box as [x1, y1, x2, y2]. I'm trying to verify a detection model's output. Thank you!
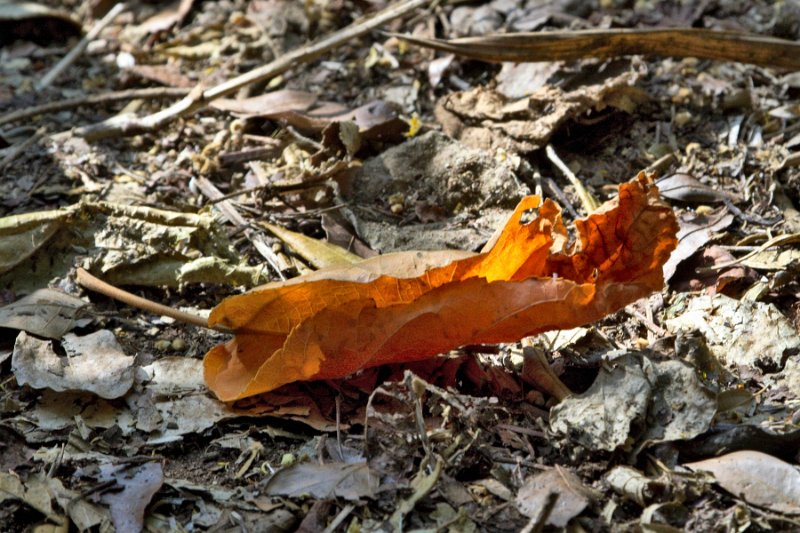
[36, 3, 127, 91]
[0, 88, 190, 128]
[72, 0, 432, 141]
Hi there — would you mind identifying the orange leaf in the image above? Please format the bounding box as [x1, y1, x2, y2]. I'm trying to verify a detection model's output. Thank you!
[204, 172, 678, 401]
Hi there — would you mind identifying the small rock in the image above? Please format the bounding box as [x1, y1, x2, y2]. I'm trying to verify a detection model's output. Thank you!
[154, 339, 172, 352]
[171, 338, 186, 351]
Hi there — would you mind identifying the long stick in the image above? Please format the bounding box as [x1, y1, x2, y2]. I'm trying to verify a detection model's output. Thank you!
[394, 28, 800, 69]
[36, 3, 127, 91]
[73, 0, 432, 141]
[0, 88, 189, 128]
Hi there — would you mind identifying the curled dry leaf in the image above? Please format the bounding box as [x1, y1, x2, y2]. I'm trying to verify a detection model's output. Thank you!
[204, 173, 677, 401]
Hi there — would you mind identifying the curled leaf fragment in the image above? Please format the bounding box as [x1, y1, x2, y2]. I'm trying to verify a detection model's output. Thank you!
[204, 173, 677, 401]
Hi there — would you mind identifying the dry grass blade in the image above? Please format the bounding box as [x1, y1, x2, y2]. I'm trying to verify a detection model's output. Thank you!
[394, 28, 800, 69]
[71, 0, 432, 141]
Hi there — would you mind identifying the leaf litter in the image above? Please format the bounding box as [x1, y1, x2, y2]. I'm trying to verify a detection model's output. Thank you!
[1, 0, 800, 531]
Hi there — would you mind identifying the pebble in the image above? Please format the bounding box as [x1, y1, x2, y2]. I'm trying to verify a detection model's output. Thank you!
[171, 338, 186, 351]
[154, 339, 171, 352]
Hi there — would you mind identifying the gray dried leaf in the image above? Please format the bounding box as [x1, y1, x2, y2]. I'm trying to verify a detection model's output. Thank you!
[94, 463, 164, 533]
[550, 353, 650, 452]
[0, 288, 87, 339]
[516, 467, 593, 527]
[12, 330, 135, 399]
[640, 359, 716, 442]
[656, 173, 737, 203]
[551, 353, 716, 451]
[665, 294, 800, 370]
[685, 451, 800, 515]
[264, 462, 377, 501]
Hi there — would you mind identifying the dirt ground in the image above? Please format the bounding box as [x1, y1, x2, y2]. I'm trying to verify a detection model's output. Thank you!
[1, 0, 800, 531]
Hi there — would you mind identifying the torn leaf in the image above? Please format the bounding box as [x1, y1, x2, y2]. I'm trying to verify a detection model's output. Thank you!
[205, 173, 677, 401]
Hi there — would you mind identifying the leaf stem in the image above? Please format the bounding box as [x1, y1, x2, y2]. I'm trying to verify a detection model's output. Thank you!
[75, 268, 230, 333]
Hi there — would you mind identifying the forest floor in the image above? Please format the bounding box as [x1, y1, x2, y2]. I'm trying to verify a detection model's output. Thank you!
[1, 0, 800, 531]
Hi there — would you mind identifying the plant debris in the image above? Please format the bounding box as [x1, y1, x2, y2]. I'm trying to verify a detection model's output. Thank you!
[2, 0, 800, 530]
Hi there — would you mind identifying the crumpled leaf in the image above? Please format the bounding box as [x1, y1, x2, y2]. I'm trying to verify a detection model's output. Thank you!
[665, 294, 800, 370]
[47, 475, 112, 531]
[684, 451, 800, 515]
[550, 352, 716, 451]
[0, 201, 266, 292]
[12, 330, 135, 399]
[0, 472, 56, 520]
[433, 64, 645, 153]
[204, 173, 677, 401]
[662, 209, 734, 282]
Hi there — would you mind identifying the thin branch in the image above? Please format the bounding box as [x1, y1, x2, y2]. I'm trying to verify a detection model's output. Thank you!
[72, 0, 433, 141]
[542, 177, 580, 219]
[76, 267, 229, 332]
[0, 88, 190, 128]
[322, 504, 355, 533]
[625, 305, 668, 337]
[36, 3, 127, 91]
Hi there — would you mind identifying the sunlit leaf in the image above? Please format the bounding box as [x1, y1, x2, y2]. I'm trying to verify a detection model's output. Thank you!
[204, 173, 678, 401]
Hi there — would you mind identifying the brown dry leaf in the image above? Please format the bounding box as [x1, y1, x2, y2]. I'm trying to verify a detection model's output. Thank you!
[204, 173, 677, 401]
[212, 90, 401, 134]
[136, 0, 195, 35]
[655, 173, 739, 204]
[125, 64, 194, 88]
[662, 209, 734, 282]
[397, 29, 800, 70]
[263, 462, 377, 501]
[434, 63, 647, 153]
